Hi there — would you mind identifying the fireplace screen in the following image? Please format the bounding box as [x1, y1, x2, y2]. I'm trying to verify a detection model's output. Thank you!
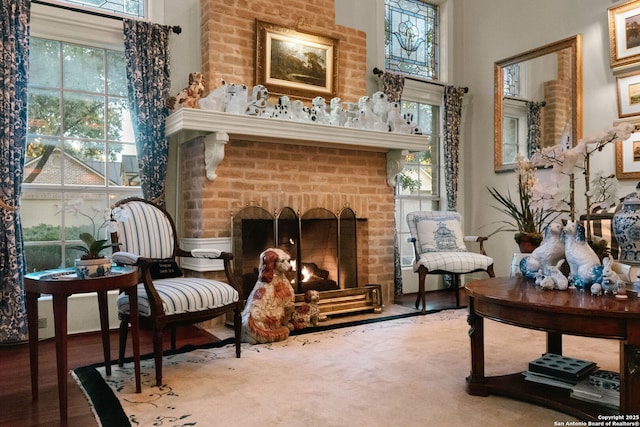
[231, 205, 358, 297]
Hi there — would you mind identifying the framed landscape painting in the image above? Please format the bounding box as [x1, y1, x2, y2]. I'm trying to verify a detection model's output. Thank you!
[609, 0, 640, 67]
[615, 118, 640, 179]
[617, 70, 640, 117]
[255, 20, 338, 99]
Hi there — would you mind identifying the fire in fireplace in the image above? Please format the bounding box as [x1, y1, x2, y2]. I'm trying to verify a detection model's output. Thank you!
[231, 205, 359, 298]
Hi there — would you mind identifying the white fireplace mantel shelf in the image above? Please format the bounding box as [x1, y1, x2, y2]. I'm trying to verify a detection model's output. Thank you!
[165, 108, 429, 185]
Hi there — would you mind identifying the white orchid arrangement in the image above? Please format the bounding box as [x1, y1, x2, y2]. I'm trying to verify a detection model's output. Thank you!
[531, 122, 635, 240]
[56, 199, 129, 259]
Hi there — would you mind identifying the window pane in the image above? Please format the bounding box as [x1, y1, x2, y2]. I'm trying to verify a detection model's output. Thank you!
[63, 44, 105, 93]
[41, 0, 146, 18]
[24, 138, 63, 185]
[107, 98, 134, 142]
[385, 0, 438, 79]
[107, 50, 128, 97]
[30, 38, 60, 87]
[63, 92, 105, 138]
[28, 89, 61, 136]
[63, 140, 107, 186]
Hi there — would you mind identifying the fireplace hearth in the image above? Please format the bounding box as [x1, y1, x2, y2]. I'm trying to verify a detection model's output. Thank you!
[231, 205, 382, 319]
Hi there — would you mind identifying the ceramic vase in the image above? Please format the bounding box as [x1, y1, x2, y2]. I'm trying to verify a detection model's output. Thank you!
[612, 195, 640, 264]
[74, 257, 112, 279]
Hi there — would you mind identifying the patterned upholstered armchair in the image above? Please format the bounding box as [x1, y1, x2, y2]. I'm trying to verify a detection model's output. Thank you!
[111, 197, 242, 386]
[406, 211, 495, 313]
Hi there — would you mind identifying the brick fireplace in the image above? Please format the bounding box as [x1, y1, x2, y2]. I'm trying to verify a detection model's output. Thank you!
[166, 0, 426, 305]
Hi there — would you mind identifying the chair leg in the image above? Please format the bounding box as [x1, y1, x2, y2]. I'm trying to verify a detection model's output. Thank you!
[234, 306, 242, 358]
[453, 275, 460, 308]
[416, 267, 428, 314]
[118, 319, 129, 367]
[153, 329, 164, 387]
[170, 326, 177, 351]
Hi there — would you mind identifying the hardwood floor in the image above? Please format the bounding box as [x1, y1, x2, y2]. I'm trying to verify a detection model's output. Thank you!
[0, 289, 464, 427]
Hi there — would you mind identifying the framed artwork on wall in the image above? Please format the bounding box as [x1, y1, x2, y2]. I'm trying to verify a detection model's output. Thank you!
[255, 20, 338, 99]
[615, 118, 640, 179]
[617, 70, 640, 117]
[609, 0, 640, 68]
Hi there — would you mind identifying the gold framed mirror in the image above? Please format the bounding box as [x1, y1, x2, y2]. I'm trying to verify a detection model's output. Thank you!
[494, 35, 582, 172]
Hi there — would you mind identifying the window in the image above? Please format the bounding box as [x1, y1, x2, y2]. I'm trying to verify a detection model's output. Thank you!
[37, 0, 146, 19]
[385, 0, 438, 80]
[394, 98, 441, 269]
[22, 12, 142, 272]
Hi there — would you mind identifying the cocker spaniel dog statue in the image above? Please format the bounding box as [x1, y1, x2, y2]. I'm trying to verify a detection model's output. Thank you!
[241, 248, 296, 344]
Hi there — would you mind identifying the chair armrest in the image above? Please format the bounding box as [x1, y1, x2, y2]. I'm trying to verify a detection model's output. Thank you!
[464, 235, 489, 256]
[407, 236, 420, 260]
[189, 248, 222, 258]
[111, 251, 142, 266]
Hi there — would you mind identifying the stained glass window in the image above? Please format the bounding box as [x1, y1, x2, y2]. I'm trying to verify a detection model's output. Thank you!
[503, 64, 520, 97]
[40, 0, 146, 19]
[385, 0, 438, 79]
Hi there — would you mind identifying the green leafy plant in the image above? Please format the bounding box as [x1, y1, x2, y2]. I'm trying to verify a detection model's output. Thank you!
[69, 232, 113, 260]
[488, 155, 557, 242]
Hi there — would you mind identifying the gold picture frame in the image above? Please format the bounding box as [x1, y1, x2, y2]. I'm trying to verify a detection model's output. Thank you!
[609, 0, 640, 68]
[255, 20, 338, 100]
[617, 70, 640, 117]
[615, 118, 640, 179]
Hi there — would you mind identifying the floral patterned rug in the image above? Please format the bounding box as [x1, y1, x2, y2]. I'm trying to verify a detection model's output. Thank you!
[72, 308, 615, 426]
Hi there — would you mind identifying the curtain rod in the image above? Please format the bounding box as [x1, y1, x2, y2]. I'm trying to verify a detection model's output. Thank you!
[31, 0, 182, 34]
[372, 67, 468, 93]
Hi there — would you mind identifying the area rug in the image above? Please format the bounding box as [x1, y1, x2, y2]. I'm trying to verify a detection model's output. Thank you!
[72, 309, 618, 427]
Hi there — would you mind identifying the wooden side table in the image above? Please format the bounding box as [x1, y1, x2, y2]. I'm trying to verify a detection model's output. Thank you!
[24, 266, 141, 420]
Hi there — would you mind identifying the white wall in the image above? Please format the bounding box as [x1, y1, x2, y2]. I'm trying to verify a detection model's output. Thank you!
[458, 0, 632, 276]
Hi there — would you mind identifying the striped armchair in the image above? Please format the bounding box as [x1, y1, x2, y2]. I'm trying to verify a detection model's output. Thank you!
[111, 197, 242, 386]
[406, 211, 495, 313]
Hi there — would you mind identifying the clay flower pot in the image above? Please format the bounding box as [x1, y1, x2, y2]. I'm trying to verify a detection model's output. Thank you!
[514, 232, 542, 254]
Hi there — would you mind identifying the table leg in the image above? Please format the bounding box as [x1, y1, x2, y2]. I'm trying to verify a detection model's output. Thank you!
[97, 291, 112, 376]
[51, 294, 70, 421]
[466, 299, 487, 395]
[127, 287, 142, 393]
[621, 320, 640, 414]
[547, 332, 562, 355]
[26, 291, 40, 401]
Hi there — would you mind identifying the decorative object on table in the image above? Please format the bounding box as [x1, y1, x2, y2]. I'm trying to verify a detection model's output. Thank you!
[590, 257, 623, 296]
[487, 155, 556, 253]
[563, 221, 604, 290]
[527, 353, 597, 385]
[532, 122, 633, 242]
[60, 202, 127, 279]
[612, 193, 640, 264]
[535, 259, 569, 291]
[242, 248, 296, 344]
[519, 222, 565, 279]
[167, 71, 205, 111]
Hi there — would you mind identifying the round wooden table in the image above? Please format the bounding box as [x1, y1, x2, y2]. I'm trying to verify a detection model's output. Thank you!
[465, 275, 640, 420]
[25, 266, 141, 420]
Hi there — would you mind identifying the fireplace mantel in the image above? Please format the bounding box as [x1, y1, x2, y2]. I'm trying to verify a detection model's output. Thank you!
[165, 108, 428, 185]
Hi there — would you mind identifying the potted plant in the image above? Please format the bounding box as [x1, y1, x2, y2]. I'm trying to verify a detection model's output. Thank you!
[62, 203, 126, 278]
[488, 155, 557, 253]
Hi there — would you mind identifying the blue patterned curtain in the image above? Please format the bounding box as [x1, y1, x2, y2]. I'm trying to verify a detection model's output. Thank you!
[527, 101, 545, 157]
[444, 86, 467, 211]
[0, 0, 30, 344]
[123, 19, 172, 207]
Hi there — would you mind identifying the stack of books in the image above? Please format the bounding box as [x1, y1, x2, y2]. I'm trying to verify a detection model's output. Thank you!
[522, 353, 620, 410]
[522, 353, 598, 389]
[571, 369, 620, 410]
